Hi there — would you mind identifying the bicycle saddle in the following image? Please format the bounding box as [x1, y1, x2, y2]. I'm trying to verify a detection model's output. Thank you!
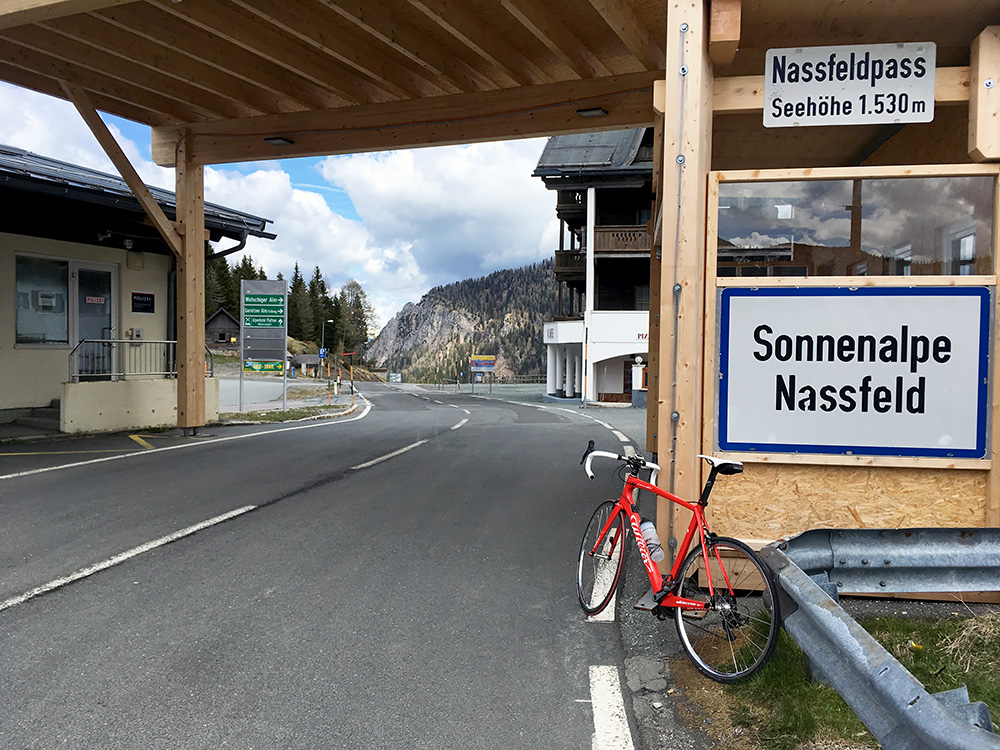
[697, 455, 744, 475]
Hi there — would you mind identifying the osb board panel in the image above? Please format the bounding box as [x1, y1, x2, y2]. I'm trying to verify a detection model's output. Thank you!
[708, 463, 988, 542]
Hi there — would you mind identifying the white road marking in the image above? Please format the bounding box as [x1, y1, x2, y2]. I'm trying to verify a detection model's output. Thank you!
[589, 665, 635, 750]
[0, 396, 372, 482]
[351, 439, 428, 470]
[594, 420, 613, 429]
[451, 418, 468, 430]
[623, 445, 636, 457]
[448, 404, 460, 409]
[0, 505, 257, 613]
[433, 400, 443, 404]
[612, 430, 629, 442]
[461, 409, 470, 415]
[587, 592, 616, 622]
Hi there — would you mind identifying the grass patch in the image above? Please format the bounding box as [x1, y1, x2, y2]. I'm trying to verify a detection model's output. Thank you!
[724, 613, 1000, 749]
[218, 405, 348, 423]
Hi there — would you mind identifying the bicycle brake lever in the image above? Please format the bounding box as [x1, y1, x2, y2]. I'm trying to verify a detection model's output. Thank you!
[580, 439, 595, 465]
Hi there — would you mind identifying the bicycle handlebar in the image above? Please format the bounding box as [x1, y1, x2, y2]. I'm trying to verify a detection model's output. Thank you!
[580, 440, 660, 485]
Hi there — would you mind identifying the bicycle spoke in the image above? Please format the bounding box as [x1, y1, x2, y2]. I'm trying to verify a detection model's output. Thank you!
[673, 538, 780, 683]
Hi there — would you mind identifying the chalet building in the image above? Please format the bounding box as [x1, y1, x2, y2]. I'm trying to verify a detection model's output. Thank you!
[1, 144, 274, 433]
[206, 308, 240, 351]
[534, 129, 654, 405]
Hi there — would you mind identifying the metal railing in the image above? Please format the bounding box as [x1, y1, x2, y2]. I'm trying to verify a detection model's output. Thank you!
[762, 529, 1000, 749]
[69, 340, 215, 382]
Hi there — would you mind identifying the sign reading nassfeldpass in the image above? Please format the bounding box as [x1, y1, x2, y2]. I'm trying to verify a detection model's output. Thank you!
[764, 42, 936, 128]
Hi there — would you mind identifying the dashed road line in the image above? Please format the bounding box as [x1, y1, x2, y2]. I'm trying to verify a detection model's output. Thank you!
[0, 505, 257, 613]
[451, 418, 468, 430]
[351, 439, 428, 470]
[589, 665, 635, 750]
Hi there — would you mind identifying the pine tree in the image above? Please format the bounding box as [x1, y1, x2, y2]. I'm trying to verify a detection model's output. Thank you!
[287, 263, 311, 340]
[338, 279, 375, 359]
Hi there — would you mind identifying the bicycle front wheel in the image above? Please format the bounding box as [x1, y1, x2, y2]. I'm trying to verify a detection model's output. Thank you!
[577, 501, 626, 616]
[674, 537, 780, 682]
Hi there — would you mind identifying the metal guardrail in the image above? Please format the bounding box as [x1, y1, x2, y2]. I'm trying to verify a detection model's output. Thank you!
[69, 340, 215, 382]
[761, 528, 1000, 750]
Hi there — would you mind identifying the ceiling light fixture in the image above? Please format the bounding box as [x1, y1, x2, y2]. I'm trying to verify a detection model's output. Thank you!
[264, 136, 295, 146]
[576, 107, 608, 118]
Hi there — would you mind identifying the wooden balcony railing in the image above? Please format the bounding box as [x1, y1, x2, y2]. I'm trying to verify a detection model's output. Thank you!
[594, 225, 650, 252]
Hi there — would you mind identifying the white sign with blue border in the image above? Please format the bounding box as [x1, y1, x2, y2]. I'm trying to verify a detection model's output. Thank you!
[718, 287, 990, 458]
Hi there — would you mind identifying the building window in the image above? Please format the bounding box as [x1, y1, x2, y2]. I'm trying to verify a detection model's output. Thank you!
[16, 256, 69, 344]
[717, 175, 994, 278]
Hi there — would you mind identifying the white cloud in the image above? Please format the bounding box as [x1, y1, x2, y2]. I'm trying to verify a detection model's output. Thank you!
[0, 83, 557, 331]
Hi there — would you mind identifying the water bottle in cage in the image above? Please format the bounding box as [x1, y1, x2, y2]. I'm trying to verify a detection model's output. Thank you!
[639, 518, 665, 562]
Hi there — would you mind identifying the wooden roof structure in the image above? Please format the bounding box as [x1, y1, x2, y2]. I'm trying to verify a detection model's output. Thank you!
[0, 1, 997, 170]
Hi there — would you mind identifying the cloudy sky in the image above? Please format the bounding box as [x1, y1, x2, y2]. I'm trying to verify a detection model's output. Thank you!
[0, 82, 558, 331]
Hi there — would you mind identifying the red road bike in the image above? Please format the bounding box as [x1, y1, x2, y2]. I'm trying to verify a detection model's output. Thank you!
[577, 441, 780, 682]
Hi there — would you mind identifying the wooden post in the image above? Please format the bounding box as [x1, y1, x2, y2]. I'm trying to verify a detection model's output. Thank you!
[176, 134, 206, 429]
[969, 26, 1000, 162]
[656, 0, 714, 559]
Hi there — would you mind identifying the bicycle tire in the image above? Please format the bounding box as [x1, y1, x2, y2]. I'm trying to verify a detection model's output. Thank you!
[577, 501, 626, 616]
[673, 536, 780, 682]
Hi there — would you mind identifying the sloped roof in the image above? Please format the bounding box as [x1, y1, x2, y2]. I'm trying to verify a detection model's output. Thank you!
[533, 129, 648, 177]
[0, 143, 274, 242]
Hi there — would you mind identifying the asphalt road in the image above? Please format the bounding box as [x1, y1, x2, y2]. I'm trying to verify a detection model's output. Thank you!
[0, 382, 644, 749]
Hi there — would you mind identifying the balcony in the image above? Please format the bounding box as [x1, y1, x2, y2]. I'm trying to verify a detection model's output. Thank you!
[594, 225, 650, 253]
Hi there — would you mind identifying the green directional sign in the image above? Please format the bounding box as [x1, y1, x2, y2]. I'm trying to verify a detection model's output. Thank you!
[243, 294, 284, 305]
[243, 360, 284, 373]
[244, 315, 285, 328]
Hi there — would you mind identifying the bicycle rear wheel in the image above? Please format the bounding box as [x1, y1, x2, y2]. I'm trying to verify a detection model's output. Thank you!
[577, 501, 626, 616]
[674, 537, 780, 682]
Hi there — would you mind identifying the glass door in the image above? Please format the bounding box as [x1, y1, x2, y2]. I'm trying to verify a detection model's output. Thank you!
[77, 267, 115, 379]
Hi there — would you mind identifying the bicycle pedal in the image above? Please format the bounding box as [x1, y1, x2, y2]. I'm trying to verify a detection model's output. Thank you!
[633, 588, 658, 611]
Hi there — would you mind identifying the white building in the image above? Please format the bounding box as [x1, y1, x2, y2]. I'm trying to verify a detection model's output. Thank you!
[1, 145, 274, 433]
[534, 130, 653, 406]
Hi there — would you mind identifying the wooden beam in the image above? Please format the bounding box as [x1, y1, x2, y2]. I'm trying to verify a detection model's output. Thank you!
[233, 0, 453, 99]
[587, 0, 664, 71]
[970, 26, 1000, 161]
[409, 0, 550, 86]
[3, 26, 256, 120]
[61, 81, 183, 257]
[714, 66, 970, 115]
[175, 134, 206, 430]
[709, 0, 740, 67]
[0, 58, 169, 124]
[153, 0, 394, 105]
[4, 39, 212, 122]
[0, 0, 131, 29]
[318, 0, 497, 92]
[88, 5, 329, 113]
[500, 0, 611, 79]
[151, 70, 659, 166]
[655, 1, 712, 557]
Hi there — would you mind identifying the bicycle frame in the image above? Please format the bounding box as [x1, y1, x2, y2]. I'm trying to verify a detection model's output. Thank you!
[590, 474, 725, 612]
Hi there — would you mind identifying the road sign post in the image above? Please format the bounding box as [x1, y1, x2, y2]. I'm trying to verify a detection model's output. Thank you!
[240, 279, 288, 413]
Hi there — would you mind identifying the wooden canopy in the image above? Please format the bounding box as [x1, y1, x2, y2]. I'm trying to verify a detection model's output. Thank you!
[0, 1, 997, 169]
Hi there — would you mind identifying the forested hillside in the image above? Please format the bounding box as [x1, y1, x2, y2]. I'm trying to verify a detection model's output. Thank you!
[368, 261, 557, 381]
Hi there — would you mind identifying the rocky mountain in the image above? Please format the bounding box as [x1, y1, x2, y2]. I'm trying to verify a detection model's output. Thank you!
[368, 261, 557, 381]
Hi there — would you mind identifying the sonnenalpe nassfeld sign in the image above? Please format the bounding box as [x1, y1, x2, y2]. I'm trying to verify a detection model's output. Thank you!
[763, 42, 936, 128]
[717, 287, 990, 458]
